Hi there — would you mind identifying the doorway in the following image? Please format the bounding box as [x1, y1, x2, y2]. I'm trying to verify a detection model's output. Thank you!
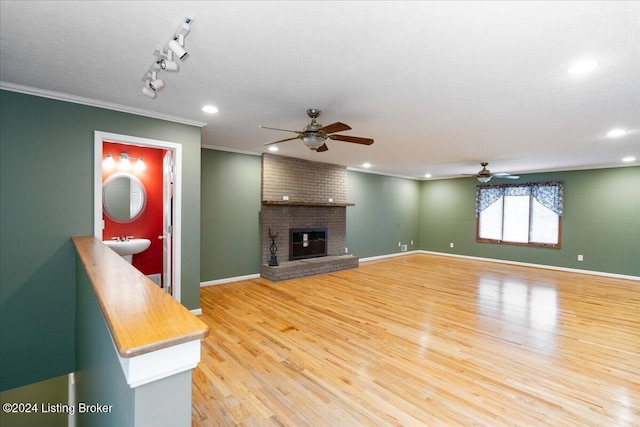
[94, 131, 183, 302]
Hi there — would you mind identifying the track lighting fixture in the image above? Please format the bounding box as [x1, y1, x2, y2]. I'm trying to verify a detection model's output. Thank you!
[142, 71, 164, 97]
[149, 73, 165, 92]
[150, 79, 164, 91]
[168, 39, 188, 60]
[142, 84, 156, 98]
[141, 16, 193, 98]
[159, 58, 178, 71]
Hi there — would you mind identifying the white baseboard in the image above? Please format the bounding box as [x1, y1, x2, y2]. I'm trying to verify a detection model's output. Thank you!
[359, 250, 421, 263]
[197, 251, 638, 288]
[200, 273, 261, 287]
[190, 308, 203, 316]
[417, 250, 640, 281]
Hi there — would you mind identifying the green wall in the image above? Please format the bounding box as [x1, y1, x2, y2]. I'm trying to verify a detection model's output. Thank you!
[0, 376, 68, 427]
[0, 90, 201, 392]
[419, 167, 640, 277]
[200, 149, 261, 281]
[346, 170, 421, 258]
[199, 152, 423, 279]
[75, 255, 135, 426]
[199, 151, 638, 279]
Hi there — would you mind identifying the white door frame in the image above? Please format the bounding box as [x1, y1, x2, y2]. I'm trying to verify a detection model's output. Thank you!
[94, 131, 183, 302]
[161, 150, 174, 295]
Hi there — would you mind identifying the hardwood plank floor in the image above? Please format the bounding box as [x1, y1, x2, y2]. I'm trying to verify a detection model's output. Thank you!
[192, 254, 640, 426]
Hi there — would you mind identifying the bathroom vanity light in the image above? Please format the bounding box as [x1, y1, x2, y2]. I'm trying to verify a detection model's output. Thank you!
[103, 153, 146, 172]
[119, 153, 131, 170]
[135, 157, 146, 172]
[103, 154, 116, 170]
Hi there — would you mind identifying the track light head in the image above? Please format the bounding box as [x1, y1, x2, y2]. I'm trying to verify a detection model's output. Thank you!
[142, 85, 156, 98]
[159, 58, 179, 71]
[144, 71, 165, 92]
[149, 78, 165, 91]
[168, 39, 188, 60]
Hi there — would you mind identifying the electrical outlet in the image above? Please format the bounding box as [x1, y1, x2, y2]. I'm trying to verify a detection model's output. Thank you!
[578, 254, 584, 261]
[283, 195, 289, 201]
[411, 240, 414, 245]
[401, 245, 408, 252]
[398, 242, 401, 247]
[450, 242, 454, 248]
[345, 247, 348, 253]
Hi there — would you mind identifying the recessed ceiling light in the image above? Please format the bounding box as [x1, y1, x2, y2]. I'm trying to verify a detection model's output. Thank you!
[362, 162, 371, 168]
[202, 105, 219, 114]
[268, 146, 279, 152]
[606, 129, 628, 138]
[568, 59, 598, 75]
[424, 173, 432, 178]
[622, 156, 636, 163]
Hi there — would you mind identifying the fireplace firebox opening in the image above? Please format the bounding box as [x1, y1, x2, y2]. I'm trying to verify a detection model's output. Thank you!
[289, 227, 328, 260]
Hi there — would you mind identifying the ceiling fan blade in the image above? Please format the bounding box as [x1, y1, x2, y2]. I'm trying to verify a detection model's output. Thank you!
[259, 125, 303, 134]
[328, 134, 374, 145]
[263, 136, 301, 146]
[320, 122, 352, 134]
[315, 143, 329, 152]
[493, 173, 520, 179]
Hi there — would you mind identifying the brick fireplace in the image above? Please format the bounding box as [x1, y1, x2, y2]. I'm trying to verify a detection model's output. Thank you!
[260, 153, 358, 281]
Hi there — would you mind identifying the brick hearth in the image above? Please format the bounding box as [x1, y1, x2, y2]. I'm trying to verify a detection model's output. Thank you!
[261, 255, 359, 282]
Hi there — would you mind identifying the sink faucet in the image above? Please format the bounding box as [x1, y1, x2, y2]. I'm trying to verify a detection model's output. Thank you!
[111, 236, 134, 242]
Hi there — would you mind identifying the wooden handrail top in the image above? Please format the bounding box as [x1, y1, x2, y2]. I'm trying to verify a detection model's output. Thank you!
[73, 236, 209, 358]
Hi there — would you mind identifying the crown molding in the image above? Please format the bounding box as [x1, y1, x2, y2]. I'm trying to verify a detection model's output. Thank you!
[201, 144, 262, 157]
[201, 145, 422, 180]
[346, 166, 418, 181]
[0, 81, 207, 128]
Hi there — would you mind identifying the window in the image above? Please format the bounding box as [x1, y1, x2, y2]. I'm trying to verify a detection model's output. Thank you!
[476, 182, 563, 248]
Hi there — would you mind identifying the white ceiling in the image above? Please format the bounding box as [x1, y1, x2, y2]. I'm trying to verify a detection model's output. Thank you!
[1, 1, 638, 179]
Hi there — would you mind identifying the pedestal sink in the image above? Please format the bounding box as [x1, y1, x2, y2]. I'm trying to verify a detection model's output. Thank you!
[103, 238, 151, 263]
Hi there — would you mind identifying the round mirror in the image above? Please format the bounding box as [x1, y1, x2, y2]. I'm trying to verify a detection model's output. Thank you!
[103, 173, 146, 222]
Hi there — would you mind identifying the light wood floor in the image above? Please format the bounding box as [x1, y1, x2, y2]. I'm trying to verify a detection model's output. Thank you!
[192, 254, 640, 426]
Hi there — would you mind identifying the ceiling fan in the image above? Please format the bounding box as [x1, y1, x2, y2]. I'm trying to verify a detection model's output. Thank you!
[474, 162, 520, 183]
[260, 109, 374, 152]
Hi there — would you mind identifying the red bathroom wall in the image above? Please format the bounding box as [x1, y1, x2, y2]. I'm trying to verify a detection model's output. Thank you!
[102, 142, 165, 276]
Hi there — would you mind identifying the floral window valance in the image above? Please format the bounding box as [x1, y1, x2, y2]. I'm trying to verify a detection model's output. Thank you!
[476, 182, 564, 217]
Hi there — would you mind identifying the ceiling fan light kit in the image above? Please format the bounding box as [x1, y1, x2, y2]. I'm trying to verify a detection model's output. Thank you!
[261, 109, 374, 153]
[301, 134, 325, 150]
[474, 162, 519, 182]
[142, 17, 193, 98]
